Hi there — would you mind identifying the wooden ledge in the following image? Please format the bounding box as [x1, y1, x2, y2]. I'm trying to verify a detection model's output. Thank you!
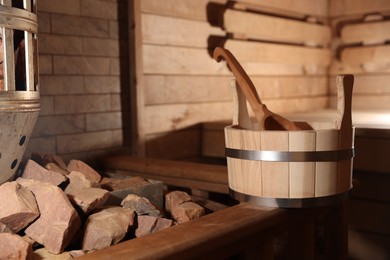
[100, 155, 229, 194]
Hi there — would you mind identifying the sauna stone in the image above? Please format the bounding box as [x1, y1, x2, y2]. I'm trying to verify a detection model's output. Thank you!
[0, 233, 32, 260]
[0, 222, 13, 233]
[22, 159, 68, 186]
[45, 162, 69, 176]
[103, 176, 164, 209]
[82, 207, 135, 251]
[31, 152, 68, 171]
[65, 171, 100, 194]
[100, 176, 149, 191]
[165, 190, 192, 213]
[0, 182, 39, 233]
[135, 215, 173, 238]
[67, 159, 102, 183]
[17, 178, 81, 254]
[121, 194, 162, 217]
[171, 202, 205, 224]
[66, 187, 109, 214]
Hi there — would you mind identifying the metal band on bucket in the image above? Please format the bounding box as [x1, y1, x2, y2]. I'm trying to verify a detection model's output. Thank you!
[226, 147, 354, 162]
[230, 189, 350, 208]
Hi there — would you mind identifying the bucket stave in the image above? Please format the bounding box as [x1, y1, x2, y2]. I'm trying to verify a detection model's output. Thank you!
[225, 75, 355, 208]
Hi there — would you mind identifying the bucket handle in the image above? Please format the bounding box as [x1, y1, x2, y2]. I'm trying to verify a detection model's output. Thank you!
[336, 74, 354, 148]
[230, 79, 253, 129]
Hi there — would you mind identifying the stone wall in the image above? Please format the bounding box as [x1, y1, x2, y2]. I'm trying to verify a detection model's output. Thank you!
[26, 0, 131, 164]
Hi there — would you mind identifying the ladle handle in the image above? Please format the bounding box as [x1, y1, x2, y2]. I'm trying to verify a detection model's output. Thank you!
[213, 47, 265, 122]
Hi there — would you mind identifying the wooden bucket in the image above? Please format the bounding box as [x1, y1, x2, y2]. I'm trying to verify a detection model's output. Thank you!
[225, 75, 355, 207]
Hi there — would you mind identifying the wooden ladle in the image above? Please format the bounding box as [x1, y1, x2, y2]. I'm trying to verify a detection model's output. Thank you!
[213, 47, 300, 131]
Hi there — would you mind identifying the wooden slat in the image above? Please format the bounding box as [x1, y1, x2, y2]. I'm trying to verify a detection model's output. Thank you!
[330, 0, 390, 17]
[101, 155, 228, 186]
[263, 96, 328, 114]
[329, 74, 390, 95]
[144, 75, 232, 105]
[143, 43, 329, 76]
[144, 75, 328, 105]
[142, 13, 225, 48]
[341, 45, 390, 66]
[224, 40, 331, 66]
[251, 76, 328, 99]
[223, 9, 331, 46]
[236, 0, 328, 18]
[329, 95, 390, 110]
[341, 20, 390, 45]
[143, 97, 328, 136]
[143, 102, 232, 135]
[142, 45, 230, 75]
[330, 60, 390, 75]
[140, 0, 227, 21]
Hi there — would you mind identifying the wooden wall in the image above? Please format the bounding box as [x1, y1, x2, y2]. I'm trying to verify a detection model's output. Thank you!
[131, 0, 331, 159]
[329, 0, 390, 110]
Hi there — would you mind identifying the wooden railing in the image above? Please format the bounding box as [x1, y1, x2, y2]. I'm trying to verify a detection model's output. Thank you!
[92, 155, 348, 259]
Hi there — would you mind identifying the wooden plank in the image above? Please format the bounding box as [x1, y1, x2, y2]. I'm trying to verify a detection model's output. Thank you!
[330, 60, 390, 75]
[341, 45, 390, 67]
[289, 131, 316, 198]
[143, 102, 232, 135]
[142, 45, 231, 75]
[102, 156, 228, 185]
[143, 97, 328, 136]
[144, 75, 328, 105]
[142, 13, 225, 48]
[140, 0, 227, 21]
[329, 74, 390, 95]
[251, 76, 328, 99]
[224, 40, 331, 66]
[263, 96, 328, 114]
[144, 75, 232, 105]
[330, 0, 390, 17]
[145, 128, 201, 159]
[235, 0, 328, 18]
[223, 9, 331, 46]
[341, 20, 390, 45]
[329, 95, 390, 110]
[143, 44, 329, 76]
